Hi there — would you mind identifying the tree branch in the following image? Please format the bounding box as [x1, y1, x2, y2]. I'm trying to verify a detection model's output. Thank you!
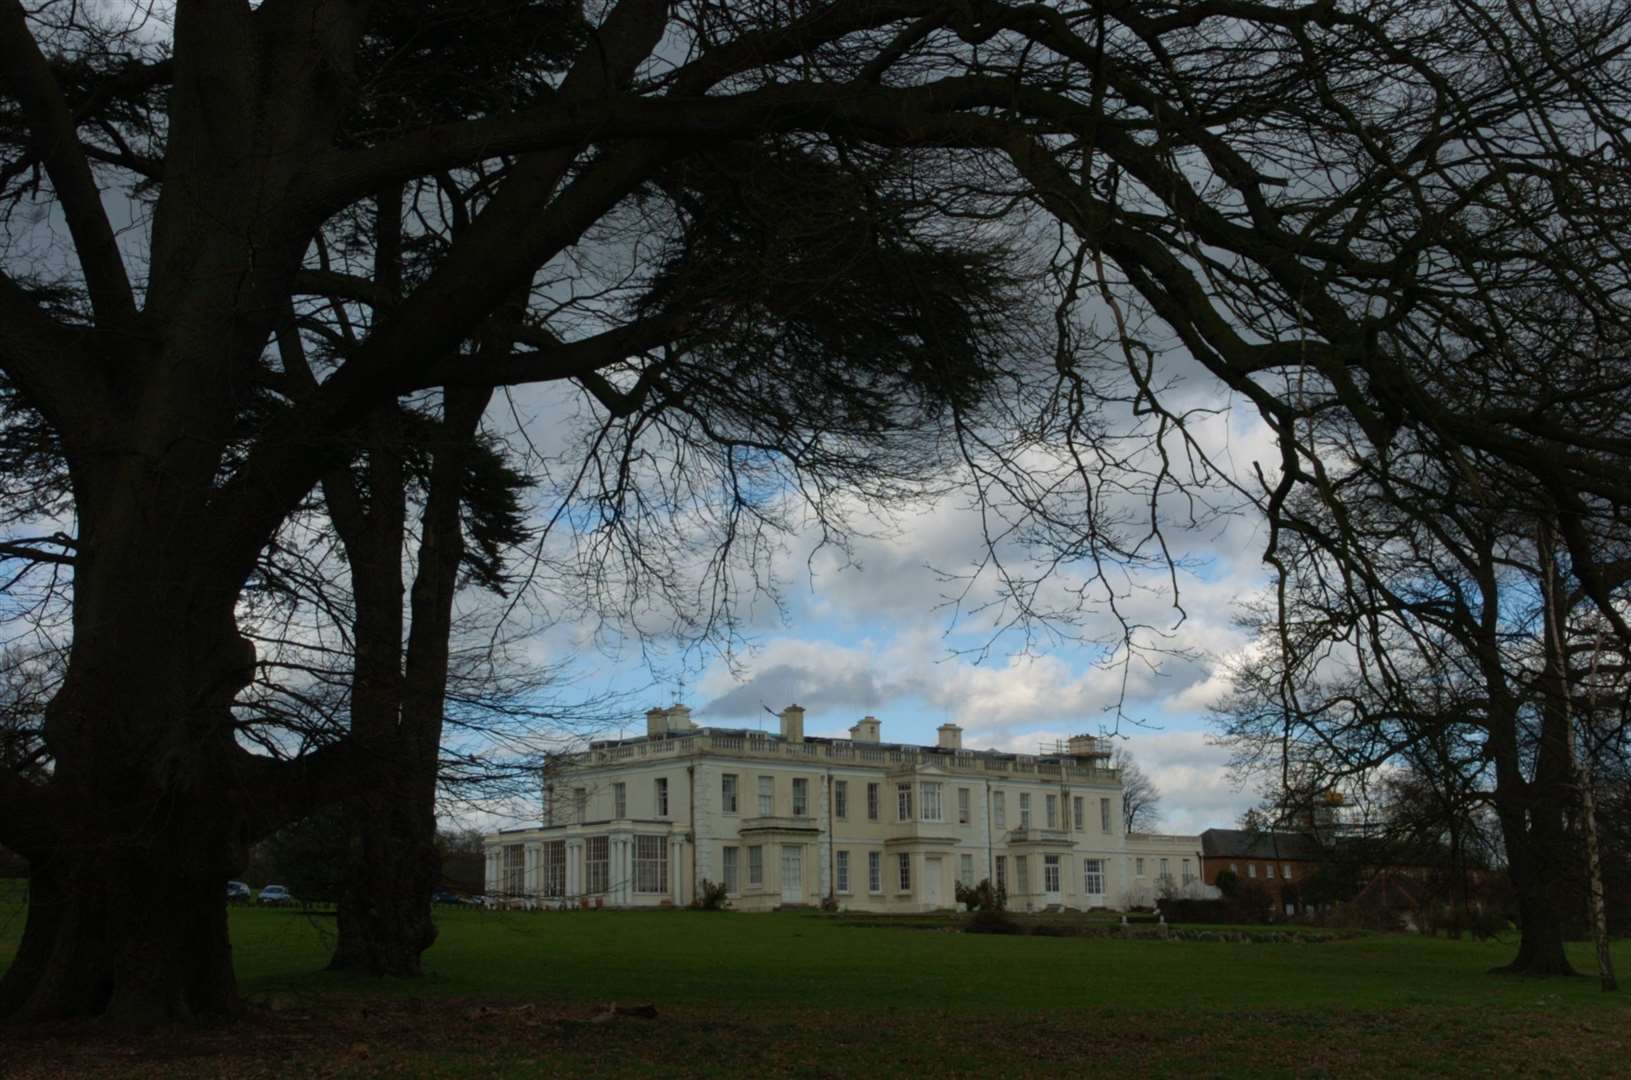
[0, 0, 138, 330]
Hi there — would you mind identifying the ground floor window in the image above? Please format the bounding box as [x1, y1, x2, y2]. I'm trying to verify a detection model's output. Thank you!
[748, 845, 763, 887]
[995, 855, 1007, 891]
[1015, 855, 1029, 895]
[586, 836, 609, 895]
[723, 846, 739, 894]
[1043, 854, 1061, 892]
[634, 835, 667, 894]
[837, 850, 851, 894]
[897, 853, 911, 892]
[868, 851, 882, 893]
[1083, 858, 1104, 896]
[542, 840, 566, 897]
[502, 844, 525, 897]
[959, 853, 974, 889]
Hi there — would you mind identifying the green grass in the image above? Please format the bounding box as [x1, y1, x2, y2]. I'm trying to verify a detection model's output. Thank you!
[226, 905, 1630, 1016]
[3, 885, 1629, 1077]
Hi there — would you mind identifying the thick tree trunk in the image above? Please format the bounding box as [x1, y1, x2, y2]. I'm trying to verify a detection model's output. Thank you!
[1502, 889, 1576, 977]
[330, 785, 439, 975]
[0, 783, 242, 1022]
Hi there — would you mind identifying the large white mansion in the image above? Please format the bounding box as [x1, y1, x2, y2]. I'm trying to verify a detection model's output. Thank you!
[484, 705, 1206, 912]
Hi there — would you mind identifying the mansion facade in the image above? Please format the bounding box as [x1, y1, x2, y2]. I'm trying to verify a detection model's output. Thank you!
[484, 704, 1208, 913]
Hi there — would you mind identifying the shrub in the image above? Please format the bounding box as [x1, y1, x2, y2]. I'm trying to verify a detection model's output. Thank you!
[1160, 884, 1276, 925]
[955, 877, 1008, 913]
[965, 907, 1023, 934]
[1469, 907, 1507, 941]
[1214, 868, 1239, 898]
[693, 879, 730, 911]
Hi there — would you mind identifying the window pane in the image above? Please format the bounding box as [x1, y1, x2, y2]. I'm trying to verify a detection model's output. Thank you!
[748, 845, 763, 885]
[543, 841, 566, 898]
[837, 850, 850, 893]
[587, 837, 609, 895]
[868, 851, 881, 892]
[723, 847, 739, 893]
[921, 782, 942, 822]
[634, 835, 667, 893]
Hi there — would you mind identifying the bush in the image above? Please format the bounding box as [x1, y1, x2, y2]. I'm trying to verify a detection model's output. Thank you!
[693, 879, 730, 911]
[1469, 907, 1507, 941]
[965, 907, 1023, 934]
[1311, 899, 1406, 932]
[1214, 868, 1239, 898]
[1160, 883, 1276, 925]
[955, 877, 1008, 913]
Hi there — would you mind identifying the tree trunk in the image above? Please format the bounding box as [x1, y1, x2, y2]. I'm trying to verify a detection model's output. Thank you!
[1577, 753, 1618, 991]
[329, 784, 439, 976]
[0, 778, 242, 1022]
[1491, 523, 1581, 978]
[1502, 889, 1576, 977]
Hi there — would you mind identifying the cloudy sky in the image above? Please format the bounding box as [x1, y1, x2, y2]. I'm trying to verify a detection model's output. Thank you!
[518, 375, 1285, 839]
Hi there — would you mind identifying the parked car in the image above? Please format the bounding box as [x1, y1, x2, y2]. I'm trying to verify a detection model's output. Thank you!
[431, 888, 471, 906]
[257, 884, 294, 906]
[225, 880, 251, 902]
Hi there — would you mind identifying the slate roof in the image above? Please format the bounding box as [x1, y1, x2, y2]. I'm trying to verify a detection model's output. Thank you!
[1200, 828, 1325, 862]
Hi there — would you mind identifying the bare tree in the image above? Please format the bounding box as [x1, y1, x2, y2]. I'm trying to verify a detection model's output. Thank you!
[1112, 746, 1161, 833]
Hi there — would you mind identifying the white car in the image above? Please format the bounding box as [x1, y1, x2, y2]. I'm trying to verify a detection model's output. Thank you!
[257, 884, 294, 906]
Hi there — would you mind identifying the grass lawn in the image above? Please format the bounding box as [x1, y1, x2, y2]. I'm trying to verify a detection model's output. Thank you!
[1, 883, 1627, 1077]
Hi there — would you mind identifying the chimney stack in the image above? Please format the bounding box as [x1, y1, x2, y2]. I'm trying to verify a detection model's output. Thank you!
[646, 707, 669, 737]
[779, 704, 806, 743]
[937, 723, 963, 751]
[667, 704, 694, 731]
[850, 715, 881, 743]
